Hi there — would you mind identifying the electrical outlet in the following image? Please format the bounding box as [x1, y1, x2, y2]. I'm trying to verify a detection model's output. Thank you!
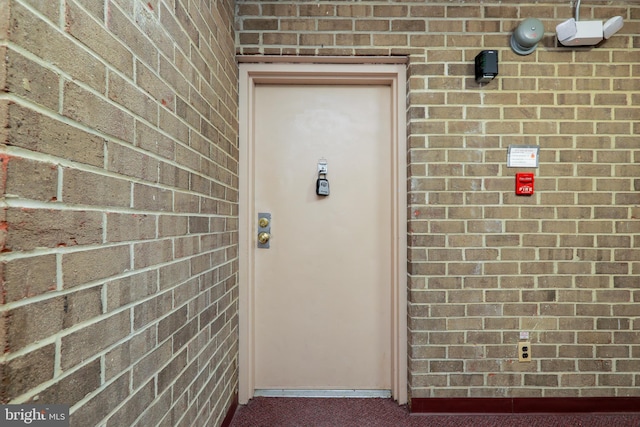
[518, 341, 531, 362]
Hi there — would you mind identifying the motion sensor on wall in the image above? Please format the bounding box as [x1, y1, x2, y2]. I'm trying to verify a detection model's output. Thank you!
[556, 0, 624, 46]
[556, 16, 624, 46]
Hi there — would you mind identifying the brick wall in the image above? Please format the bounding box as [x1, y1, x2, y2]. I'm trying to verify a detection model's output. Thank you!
[236, 1, 640, 400]
[1, 0, 238, 426]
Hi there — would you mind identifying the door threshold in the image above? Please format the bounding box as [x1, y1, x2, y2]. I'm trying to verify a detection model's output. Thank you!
[254, 389, 392, 398]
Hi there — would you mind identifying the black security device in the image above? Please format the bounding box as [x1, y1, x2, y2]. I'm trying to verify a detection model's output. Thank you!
[474, 50, 498, 84]
[316, 175, 330, 196]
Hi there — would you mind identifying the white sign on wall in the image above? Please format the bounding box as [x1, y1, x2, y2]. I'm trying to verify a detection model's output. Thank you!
[507, 145, 540, 168]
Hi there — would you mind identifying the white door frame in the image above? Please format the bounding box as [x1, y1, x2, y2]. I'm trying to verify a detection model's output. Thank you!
[238, 60, 407, 405]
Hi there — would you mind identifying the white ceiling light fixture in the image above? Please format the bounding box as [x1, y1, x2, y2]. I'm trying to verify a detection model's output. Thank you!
[556, 0, 624, 46]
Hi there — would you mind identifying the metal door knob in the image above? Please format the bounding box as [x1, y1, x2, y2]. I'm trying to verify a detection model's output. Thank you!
[258, 232, 271, 244]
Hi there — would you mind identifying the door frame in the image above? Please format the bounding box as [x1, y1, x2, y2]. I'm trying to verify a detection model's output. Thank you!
[237, 59, 408, 405]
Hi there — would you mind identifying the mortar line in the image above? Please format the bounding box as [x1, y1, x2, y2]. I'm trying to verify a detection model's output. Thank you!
[0, 219, 236, 263]
[2, 270, 224, 391]
[1, 245, 236, 311]
[3, 142, 234, 203]
[1, 94, 239, 187]
[2, 79, 233, 179]
[1, 195, 229, 217]
[9, 349, 104, 405]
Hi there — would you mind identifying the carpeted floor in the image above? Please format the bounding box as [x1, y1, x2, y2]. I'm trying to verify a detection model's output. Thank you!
[229, 397, 640, 427]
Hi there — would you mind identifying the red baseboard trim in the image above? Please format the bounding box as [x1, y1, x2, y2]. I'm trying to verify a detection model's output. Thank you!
[221, 393, 239, 427]
[411, 397, 640, 414]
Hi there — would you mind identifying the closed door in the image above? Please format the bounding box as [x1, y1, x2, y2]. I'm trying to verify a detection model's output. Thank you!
[252, 83, 393, 393]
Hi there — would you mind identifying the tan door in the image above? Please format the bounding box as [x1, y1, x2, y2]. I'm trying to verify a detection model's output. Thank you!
[252, 83, 392, 394]
[239, 62, 408, 404]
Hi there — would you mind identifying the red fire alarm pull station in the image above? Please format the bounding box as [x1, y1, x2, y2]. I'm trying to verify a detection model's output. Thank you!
[516, 173, 534, 195]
